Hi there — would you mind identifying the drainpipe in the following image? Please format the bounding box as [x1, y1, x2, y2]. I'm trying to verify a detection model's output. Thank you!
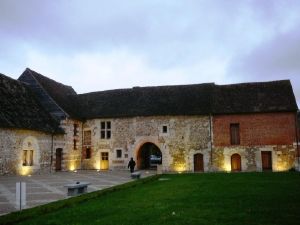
[209, 114, 213, 170]
[50, 133, 54, 173]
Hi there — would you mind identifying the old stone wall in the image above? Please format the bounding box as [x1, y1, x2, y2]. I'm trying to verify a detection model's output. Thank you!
[56, 118, 82, 171]
[212, 145, 296, 172]
[0, 128, 63, 175]
[213, 112, 296, 146]
[80, 116, 211, 172]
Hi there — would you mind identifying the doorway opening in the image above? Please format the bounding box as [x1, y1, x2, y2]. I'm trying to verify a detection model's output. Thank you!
[194, 153, 204, 172]
[137, 143, 162, 169]
[261, 151, 272, 171]
[55, 148, 63, 171]
[231, 153, 241, 172]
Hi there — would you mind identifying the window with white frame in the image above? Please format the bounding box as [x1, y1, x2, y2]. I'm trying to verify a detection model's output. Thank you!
[100, 121, 111, 139]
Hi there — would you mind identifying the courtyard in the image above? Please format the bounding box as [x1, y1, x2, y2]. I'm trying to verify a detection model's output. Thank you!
[0, 170, 154, 216]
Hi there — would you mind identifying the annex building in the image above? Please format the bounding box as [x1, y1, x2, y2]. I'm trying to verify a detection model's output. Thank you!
[0, 68, 299, 175]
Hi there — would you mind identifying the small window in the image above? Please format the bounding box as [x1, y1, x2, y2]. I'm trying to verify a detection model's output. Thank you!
[124, 154, 128, 158]
[162, 125, 168, 133]
[22, 150, 33, 166]
[73, 139, 77, 150]
[230, 123, 240, 145]
[101, 152, 109, 160]
[100, 121, 111, 139]
[74, 124, 79, 136]
[83, 130, 91, 145]
[116, 149, 122, 158]
[86, 148, 91, 159]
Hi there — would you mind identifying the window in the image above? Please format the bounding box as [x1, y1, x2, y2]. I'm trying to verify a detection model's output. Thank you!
[100, 121, 111, 139]
[22, 150, 33, 166]
[162, 125, 168, 133]
[116, 149, 122, 158]
[73, 124, 79, 136]
[73, 139, 77, 150]
[230, 123, 240, 145]
[85, 147, 91, 159]
[101, 152, 109, 160]
[83, 130, 91, 145]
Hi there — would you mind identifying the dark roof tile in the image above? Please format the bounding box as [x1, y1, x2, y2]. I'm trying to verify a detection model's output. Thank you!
[0, 73, 62, 133]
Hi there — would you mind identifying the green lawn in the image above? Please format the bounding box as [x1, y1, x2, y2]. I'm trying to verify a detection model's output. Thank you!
[1, 172, 300, 225]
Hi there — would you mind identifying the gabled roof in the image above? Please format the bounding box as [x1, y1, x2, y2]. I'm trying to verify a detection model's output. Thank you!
[0, 73, 62, 133]
[78, 83, 214, 119]
[18, 68, 80, 119]
[212, 80, 298, 114]
[15, 69, 299, 120]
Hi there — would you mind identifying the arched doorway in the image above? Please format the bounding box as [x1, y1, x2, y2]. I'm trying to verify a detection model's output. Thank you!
[231, 153, 241, 172]
[194, 153, 204, 172]
[137, 143, 162, 169]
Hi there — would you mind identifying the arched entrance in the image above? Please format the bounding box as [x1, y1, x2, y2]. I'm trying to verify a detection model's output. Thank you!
[231, 153, 241, 172]
[194, 153, 204, 172]
[137, 143, 162, 169]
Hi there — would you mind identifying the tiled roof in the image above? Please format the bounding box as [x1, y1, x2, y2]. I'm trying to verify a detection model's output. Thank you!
[212, 80, 298, 114]
[0, 73, 62, 133]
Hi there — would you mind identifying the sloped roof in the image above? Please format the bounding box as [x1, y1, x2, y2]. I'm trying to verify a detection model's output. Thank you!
[0, 73, 62, 133]
[18, 68, 80, 119]
[15, 69, 299, 120]
[212, 80, 298, 114]
[78, 83, 214, 119]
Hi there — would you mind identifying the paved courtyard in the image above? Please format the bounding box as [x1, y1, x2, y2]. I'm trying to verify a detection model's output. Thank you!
[0, 170, 155, 216]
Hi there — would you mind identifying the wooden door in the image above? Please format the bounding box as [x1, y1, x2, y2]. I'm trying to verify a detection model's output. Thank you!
[261, 151, 272, 171]
[55, 148, 62, 171]
[231, 153, 241, 172]
[100, 152, 109, 170]
[194, 153, 204, 172]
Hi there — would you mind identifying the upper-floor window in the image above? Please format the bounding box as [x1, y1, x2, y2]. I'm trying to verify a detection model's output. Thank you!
[74, 124, 79, 136]
[100, 121, 111, 139]
[83, 130, 91, 145]
[116, 149, 122, 158]
[162, 125, 168, 133]
[230, 123, 240, 145]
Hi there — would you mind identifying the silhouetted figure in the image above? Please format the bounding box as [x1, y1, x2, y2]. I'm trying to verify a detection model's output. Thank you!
[128, 157, 136, 173]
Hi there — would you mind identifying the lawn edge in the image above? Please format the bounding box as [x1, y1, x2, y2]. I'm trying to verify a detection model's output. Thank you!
[0, 174, 161, 225]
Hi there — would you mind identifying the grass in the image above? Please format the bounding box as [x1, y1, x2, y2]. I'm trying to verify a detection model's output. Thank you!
[1, 172, 300, 225]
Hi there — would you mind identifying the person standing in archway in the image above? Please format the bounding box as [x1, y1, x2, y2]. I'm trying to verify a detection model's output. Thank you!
[128, 157, 136, 173]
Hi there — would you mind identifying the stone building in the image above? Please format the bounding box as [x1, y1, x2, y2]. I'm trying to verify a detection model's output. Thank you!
[0, 68, 299, 175]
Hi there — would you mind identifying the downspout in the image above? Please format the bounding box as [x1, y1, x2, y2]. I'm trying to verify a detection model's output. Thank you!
[209, 114, 213, 170]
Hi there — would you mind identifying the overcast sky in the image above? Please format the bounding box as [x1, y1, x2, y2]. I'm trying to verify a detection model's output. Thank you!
[0, 0, 299, 106]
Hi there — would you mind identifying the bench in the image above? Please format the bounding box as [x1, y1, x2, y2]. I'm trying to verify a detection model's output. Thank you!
[64, 182, 91, 196]
[131, 172, 141, 179]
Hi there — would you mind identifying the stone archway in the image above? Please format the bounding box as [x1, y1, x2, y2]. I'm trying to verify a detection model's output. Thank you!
[137, 142, 162, 169]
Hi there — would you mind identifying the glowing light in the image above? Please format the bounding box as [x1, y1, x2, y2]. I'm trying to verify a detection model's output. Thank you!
[74, 170, 77, 173]
[94, 161, 101, 170]
[19, 166, 32, 176]
[174, 163, 186, 172]
[276, 162, 289, 172]
[224, 163, 231, 172]
[69, 162, 75, 171]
